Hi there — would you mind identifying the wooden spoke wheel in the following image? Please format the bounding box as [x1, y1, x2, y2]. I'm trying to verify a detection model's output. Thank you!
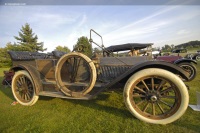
[178, 63, 197, 81]
[124, 68, 189, 124]
[12, 70, 38, 106]
[55, 52, 96, 97]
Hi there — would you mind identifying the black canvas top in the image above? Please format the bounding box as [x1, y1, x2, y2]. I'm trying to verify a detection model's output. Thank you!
[105, 43, 153, 52]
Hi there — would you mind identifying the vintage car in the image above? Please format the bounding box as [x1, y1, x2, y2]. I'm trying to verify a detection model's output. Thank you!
[171, 48, 188, 57]
[191, 50, 200, 61]
[5, 29, 191, 125]
[156, 49, 197, 81]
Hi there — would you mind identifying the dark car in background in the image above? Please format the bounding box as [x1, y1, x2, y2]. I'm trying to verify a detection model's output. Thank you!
[156, 48, 197, 81]
[191, 50, 200, 61]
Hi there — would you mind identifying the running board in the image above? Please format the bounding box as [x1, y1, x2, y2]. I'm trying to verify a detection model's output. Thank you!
[42, 80, 103, 88]
[39, 91, 92, 100]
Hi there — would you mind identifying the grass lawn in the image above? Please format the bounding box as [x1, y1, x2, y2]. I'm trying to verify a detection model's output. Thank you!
[0, 64, 200, 133]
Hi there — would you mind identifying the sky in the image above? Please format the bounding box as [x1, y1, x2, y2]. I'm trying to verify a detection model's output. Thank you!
[0, 0, 200, 52]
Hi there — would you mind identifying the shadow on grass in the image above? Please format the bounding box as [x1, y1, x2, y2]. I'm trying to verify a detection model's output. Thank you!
[0, 77, 15, 101]
[39, 96, 56, 101]
[38, 90, 134, 119]
[63, 92, 135, 119]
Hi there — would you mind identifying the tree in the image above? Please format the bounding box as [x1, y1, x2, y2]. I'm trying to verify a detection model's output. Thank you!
[74, 36, 92, 57]
[93, 47, 102, 54]
[14, 23, 46, 52]
[55, 45, 71, 53]
[161, 44, 172, 52]
[171, 44, 174, 50]
[0, 42, 19, 67]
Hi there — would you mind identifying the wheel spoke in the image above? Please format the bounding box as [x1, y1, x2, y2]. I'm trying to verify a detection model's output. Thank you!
[136, 99, 146, 106]
[27, 90, 32, 97]
[132, 94, 146, 98]
[19, 77, 24, 84]
[25, 77, 29, 85]
[135, 86, 146, 94]
[157, 103, 165, 114]
[152, 103, 155, 115]
[159, 100, 173, 108]
[141, 80, 149, 91]
[26, 93, 31, 100]
[25, 93, 28, 100]
[22, 92, 25, 100]
[17, 80, 22, 86]
[156, 80, 166, 91]
[22, 76, 26, 84]
[151, 78, 154, 90]
[160, 87, 172, 95]
[143, 102, 149, 112]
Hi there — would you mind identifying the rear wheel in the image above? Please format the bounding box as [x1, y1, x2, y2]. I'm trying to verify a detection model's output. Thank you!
[178, 62, 196, 81]
[124, 68, 189, 124]
[12, 70, 38, 106]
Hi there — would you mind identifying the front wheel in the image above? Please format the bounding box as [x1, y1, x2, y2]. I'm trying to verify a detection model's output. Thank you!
[124, 68, 189, 124]
[12, 70, 39, 106]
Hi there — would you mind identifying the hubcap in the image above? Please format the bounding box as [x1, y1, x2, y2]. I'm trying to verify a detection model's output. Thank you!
[150, 95, 157, 102]
[146, 90, 160, 102]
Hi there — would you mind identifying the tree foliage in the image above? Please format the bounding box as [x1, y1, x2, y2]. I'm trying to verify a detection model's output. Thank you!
[161, 44, 172, 52]
[175, 40, 200, 49]
[74, 36, 92, 57]
[14, 23, 46, 52]
[161, 41, 200, 52]
[93, 47, 102, 54]
[55, 45, 71, 53]
[0, 42, 20, 67]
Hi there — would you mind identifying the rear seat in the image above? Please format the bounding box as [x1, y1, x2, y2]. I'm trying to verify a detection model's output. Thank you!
[8, 51, 67, 61]
[8, 51, 50, 61]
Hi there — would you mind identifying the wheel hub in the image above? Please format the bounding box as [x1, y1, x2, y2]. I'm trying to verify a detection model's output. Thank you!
[146, 90, 160, 102]
[20, 84, 28, 93]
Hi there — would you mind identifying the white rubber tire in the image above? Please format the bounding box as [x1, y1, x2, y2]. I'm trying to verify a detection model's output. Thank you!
[124, 68, 189, 124]
[12, 70, 39, 106]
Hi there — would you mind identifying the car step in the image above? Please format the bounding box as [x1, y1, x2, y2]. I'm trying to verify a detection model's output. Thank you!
[42, 80, 102, 87]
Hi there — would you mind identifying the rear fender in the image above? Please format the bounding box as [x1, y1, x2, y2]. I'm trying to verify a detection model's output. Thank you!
[10, 64, 43, 95]
[105, 61, 190, 88]
[174, 58, 197, 64]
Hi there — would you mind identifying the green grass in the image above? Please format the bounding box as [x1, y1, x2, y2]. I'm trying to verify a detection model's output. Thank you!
[0, 65, 200, 133]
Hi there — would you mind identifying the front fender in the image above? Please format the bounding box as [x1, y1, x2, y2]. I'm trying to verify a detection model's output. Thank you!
[105, 61, 190, 88]
[174, 58, 197, 64]
[10, 64, 43, 95]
